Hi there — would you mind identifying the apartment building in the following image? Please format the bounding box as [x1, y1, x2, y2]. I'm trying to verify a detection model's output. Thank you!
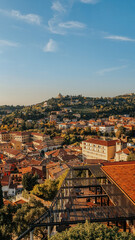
[82, 138, 117, 161]
[31, 132, 50, 142]
[99, 125, 114, 134]
[0, 131, 10, 142]
[10, 132, 30, 143]
[50, 114, 57, 122]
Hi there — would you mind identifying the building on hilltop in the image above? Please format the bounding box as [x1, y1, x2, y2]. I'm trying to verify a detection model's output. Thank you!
[57, 93, 63, 99]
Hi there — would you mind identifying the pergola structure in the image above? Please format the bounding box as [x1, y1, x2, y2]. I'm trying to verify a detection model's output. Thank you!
[16, 165, 135, 240]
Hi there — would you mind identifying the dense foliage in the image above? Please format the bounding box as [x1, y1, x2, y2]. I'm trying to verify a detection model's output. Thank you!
[50, 222, 135, 240]
[0, 199, 47, 239]
[22, 173, 38, 191]
[31, 179, 59, 201]
[127, 152, 135, 161]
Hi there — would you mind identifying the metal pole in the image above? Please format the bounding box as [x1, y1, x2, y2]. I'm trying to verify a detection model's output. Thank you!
[48, 217, 51, 239]
[101, 196, 102, 206]
[30, 230, 33, 240]
[107, 197, 109, 206]
[123, 221, 126, 232]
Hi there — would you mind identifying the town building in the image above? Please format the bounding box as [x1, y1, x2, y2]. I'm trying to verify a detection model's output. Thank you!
[10, 132, 30, 143]
[99, 125, 114, 134]
[31, 132, 50, 142]
[82, 138, 117, 160]
[0, 131, 10, 142]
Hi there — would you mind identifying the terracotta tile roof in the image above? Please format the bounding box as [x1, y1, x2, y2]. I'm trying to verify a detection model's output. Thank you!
[11, 131, 30, 136]
[0, 131, 9, 134]
[46, 162, 59, 169]
[31, 132, 44, 136]
[84, 138, 117, 147]
[102, 162, 135, 203]
[19, 166, 32, 174]
[28, 147, 35, 151]
[1, 176, 9, 186]
[102, 161, 135, 166]
[116, 148, 130, 155]
[3, 199, 15, 205]
[48, 164, 68, 179]
[14, 199, 27, 205]
[35, 145, 44, 150]
[29, 159, 41, 166]
[4, 149, 20, 156]
[45, 150, 58, 156]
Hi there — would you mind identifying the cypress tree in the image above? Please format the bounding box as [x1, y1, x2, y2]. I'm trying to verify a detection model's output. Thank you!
[0, 182, 3, 208]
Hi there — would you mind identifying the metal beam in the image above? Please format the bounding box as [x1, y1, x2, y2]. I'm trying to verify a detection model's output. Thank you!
[70, 166, 91, 170]
[32, 216, 135, 228]
[57, 194, 107, 200]
[16, 165, 135, 240]
[66, 177, 106, 181]
[61, 184, 101, 189]
[51, 206, 125, 214]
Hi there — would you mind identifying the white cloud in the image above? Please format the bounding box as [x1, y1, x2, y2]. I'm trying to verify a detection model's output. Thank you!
[80, 0, 100, 4]
[48, 1, 86, 35]
[48, 18, 86, 35]
[43, 39, 57, 52]
[48, 16, 66, 35]
[0, 39, 18, 47]
[97, 65, 127, 76]
[0, 9, 41, 25]
[104, 35, 135, 42]
[51, 1, 65, 13]
[59, 21, 86, 29]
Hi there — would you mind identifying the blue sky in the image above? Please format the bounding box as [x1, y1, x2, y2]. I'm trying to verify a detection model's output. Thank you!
[0, 0, 135, 105]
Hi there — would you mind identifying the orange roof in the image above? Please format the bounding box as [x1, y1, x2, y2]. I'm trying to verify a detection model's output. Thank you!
[3, 199, 15, 205]
[31, 132, 44, 136]
[14, 199, 27, 205]
[45, 150, 56, 156]
[1, 176, 9, 186]
[46, 162, 58, 169]
[19, 166, 32, 174]
[102, 162, 135, 203]
[84, 138, 117, 147]
[4, 149, 20, 156]
[116, 148, 130, 155]
[11, 131, 30, 136]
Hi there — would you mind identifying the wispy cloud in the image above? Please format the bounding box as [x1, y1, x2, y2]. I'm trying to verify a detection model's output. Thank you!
[97, 65, 127, 76]
[104, 35, 135, 42]
[51, 1, 65, 13]
[43, 39, 57, 52]
[48, 16, 66, 35]
[48, 1, 86, 35]
[0, 39, 19, 47]
[0, 9, 41, 25]
[59, 21, 86, 29]
[48, 18, 86, 34]
[80, 0, 100, 4]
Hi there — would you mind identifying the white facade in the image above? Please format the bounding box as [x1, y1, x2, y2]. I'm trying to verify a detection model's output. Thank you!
[99, 125, 114, 133]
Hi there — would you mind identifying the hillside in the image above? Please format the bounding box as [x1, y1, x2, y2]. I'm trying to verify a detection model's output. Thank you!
[1, 93, 135, 122]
